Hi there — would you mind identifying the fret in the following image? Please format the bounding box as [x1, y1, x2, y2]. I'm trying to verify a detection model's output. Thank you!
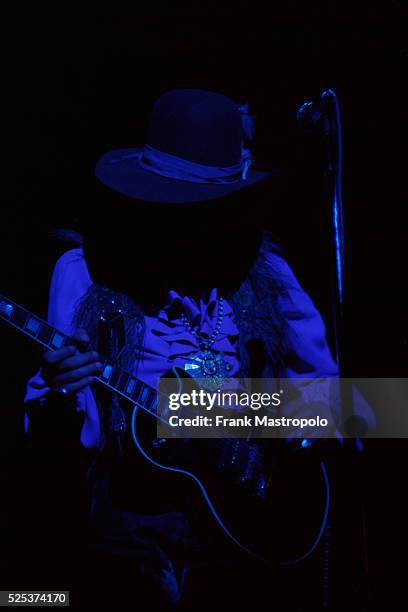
[1, 293, 161, 421]
[96, 361, 156, 413]
[25, 316, 41, 337]
[139, 386, 149, 404]
[130, 380, 144, 402]
[150, 395, 158, 413]
[37, 322, 54, 345]
[1, 295, 58, 350]
[125, 377, 137, 396]
[49, 331, 67, 349]
[105, 366, 156, 411]
[109, 366, 121, 389]
[117, 371, 130, 393]
[100, 362, 114, 383]
[11, 307, 29, 329]
[145, 389, 157, 411]
[129, 381, 155, 409]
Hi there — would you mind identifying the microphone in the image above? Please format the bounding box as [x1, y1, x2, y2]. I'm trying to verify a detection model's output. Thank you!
[296, 89, 337, 132]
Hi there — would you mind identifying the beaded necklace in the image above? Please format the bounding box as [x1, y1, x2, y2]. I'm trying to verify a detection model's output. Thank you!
[180, 297, 231, 390]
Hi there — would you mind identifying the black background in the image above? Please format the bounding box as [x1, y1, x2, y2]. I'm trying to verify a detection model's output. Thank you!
[1, 3, 406, 608]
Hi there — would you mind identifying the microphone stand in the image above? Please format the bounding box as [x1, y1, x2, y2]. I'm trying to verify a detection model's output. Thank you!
[320, 91, 355, 433]
[320, 90, 371, 607]
[297, 90, 348, 399]
[321, 91, 345, 368]
[321, 91, 365, 445]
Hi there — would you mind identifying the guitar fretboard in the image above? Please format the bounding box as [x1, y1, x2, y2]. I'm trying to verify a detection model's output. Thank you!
[0, 294, 158, 415]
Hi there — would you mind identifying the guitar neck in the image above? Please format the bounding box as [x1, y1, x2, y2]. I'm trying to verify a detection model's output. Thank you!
[0, 294, 157, 415]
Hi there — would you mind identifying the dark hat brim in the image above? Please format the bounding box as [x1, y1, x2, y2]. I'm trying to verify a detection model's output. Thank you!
[95, 148, 276, 204]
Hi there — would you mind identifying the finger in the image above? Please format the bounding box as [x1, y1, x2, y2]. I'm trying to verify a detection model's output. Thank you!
[52, 362, 103, 385]
[62, 376, 97, 395]
[58, 351, 101, 372]
[72, 328, 90, 344]
[43, 346, 76, 365]
[70, 328, 91, 352]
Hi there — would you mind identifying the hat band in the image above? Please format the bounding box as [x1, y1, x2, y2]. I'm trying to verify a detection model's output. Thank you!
[137, 145, 250, 184]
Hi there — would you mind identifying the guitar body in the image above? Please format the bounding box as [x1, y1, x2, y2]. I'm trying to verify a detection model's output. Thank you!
[132, 402, 329, 564]
[1, 294, 329, 564]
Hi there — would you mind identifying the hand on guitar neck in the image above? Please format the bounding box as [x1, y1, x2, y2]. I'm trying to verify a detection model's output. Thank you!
[41, 329, 103, 397]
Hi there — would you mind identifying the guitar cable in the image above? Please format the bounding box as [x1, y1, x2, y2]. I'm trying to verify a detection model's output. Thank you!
[279, 460, 330, 565]
[130, 402, 331, 565]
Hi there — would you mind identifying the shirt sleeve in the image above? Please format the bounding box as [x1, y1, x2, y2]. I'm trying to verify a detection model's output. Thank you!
[263, 249, 376, 436]
[263, 251, 339, 378]
[24, 248, 101, 448]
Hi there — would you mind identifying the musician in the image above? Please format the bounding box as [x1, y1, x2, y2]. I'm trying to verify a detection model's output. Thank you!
[23, 90, 341, 608]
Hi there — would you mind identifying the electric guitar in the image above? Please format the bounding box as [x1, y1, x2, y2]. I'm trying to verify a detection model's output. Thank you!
[0, 293, 330, 564]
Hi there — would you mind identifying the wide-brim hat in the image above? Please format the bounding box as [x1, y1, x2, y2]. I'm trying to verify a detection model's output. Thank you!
[95, 89, 276, 204]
